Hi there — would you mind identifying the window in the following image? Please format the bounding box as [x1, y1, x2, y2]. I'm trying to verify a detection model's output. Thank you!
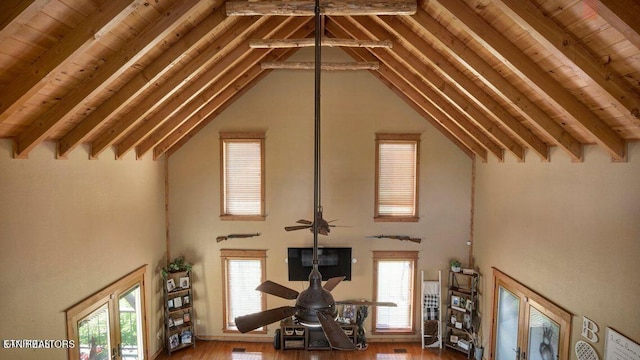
[372, 251, 418, 334]
[375, 133, 420, 222]
[220, 132, 265, 220]
[221, 249, 267, 332]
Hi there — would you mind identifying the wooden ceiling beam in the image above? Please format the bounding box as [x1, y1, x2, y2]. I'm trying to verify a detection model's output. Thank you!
[226, 0, 417, 16]
[431, 0, 626, 161]
[349, 15, 519, 161]
[12, 0, 211, 159]
[586, 0, 640, 51]
[260, 61, 379, 70]
[249, 37, 392, 48]
[88, 15, 268, 159]
[155, 38, 311, 159]
[409, 7, 583, 162]
[493, 0, 640, 125]
[57, 7, 235, 158]
[133, 16, 311, 159]
[332, 16, 498, 161]
[375, 15, 544, 162]
[0, 0, 49, 41]
[0, 0, 138, 124]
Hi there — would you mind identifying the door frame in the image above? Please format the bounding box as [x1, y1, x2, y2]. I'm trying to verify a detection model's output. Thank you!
[66, 265, 148, 360]
[490, 268, 571, 360]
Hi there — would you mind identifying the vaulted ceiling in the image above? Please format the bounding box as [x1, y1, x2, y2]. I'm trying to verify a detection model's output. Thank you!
[1, 0, 639, 163]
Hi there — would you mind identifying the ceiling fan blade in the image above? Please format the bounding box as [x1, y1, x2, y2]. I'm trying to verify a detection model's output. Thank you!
[296, 219, 313, 225]
[235, 306, 297, 333]
[323, 276, 345, 291]
[317, 311, 357, 350]
[336, 300, 397, 307]
[285, 225, 311, 231]
[256, 280, 299, 300]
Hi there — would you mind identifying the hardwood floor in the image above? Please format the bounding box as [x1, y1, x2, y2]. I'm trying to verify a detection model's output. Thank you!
[154, 341, 470, 360]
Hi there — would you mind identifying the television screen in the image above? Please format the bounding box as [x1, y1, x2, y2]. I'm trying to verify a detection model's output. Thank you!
[287, 247, 352, 281]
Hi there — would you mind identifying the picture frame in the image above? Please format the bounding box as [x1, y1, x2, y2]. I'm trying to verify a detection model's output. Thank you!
[168, 317, 174, 327]
[465, 298, 473, 311]
[183, 312, 191, 323]
[181, 329, 192, 344]
[183, 295, 190, 305]
[166, 279, 176, 292]
[169, 333, 179, 349]
[173, 296, 182, 308]
[451, 295, 461, 307]
[450, 335, 459, 343]
[168, 299, 174, 309]
[180, 277, 189, 289]
[174, 318, 184, 326]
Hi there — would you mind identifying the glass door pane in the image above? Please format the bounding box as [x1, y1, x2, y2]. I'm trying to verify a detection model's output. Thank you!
[527, 306, 560, 360]
[78, 303, 111, 360]
[496, 286, 520, 360]
[119, 284, 144, 360]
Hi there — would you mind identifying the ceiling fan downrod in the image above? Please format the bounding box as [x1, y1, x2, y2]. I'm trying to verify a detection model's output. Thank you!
[312, 0, 322, 270]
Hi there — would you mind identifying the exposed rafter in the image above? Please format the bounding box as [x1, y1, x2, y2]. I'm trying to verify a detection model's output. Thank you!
[430, 0, 626, 161]
[492, 0, 640, 125]
[226, 0, 417, 16]
[12, 0, 214, 159]
[407, 6, 584, 162]
[0, 0, 638, 164]
[0, 0, 139, 124]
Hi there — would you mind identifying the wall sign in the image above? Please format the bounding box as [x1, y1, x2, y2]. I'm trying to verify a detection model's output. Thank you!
[582, 317, 600, 343]
[605, 328, 640, 360]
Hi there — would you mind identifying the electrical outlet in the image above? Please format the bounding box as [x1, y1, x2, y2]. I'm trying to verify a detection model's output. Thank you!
[197, 319, 201, 325]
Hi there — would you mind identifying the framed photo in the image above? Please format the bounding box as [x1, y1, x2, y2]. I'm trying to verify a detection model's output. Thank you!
[168, 299, 174, 309]
[166, 279, 176, 292]
[183, 295, 190, 305]
[181, 329, 192, 344]
[168, 317, 174, 327]
[173, 296, 183, 308]
[450, 335, 459, 343]
[455, 321, 463, 329]
[180, 277, 190, 289]
[174, 318, 184, 326]
[451, 295, 461, 307]
[169, 333, 179, 349]
[465, 298, 473, 311]
[342, 304, 356, 322]
[183, 312, 191, 323]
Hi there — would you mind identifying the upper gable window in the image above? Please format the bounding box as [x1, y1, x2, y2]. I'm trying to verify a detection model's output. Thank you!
[374, 133, 420, 222]
[220, 132, 265, 220]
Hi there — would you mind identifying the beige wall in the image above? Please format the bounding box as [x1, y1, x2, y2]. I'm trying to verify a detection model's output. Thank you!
[473, 143, 640, 360]
[168, 47, 473, 340]
[0, 140, 167, 359]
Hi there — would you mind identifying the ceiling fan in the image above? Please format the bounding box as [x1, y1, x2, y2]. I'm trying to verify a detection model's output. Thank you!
[284, 207, 338, 235]
[234, 0, 395, 350]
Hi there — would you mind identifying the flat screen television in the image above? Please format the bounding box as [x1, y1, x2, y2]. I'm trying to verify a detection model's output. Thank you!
[287, 247, 352, 281]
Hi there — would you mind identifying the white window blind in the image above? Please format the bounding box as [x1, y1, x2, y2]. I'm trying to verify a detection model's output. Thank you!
[226, 259, 263, 330]
[223, 139, 263, 216]
[375, 260, 414, 330]
[377, 140, 417, 217]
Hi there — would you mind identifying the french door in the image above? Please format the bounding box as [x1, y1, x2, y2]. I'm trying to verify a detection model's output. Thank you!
[490, 268, 570, 360]
[67, 266, 147, 360]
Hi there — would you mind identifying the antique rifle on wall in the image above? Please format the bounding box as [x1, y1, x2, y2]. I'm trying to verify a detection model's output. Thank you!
[366, 235, 422, 243]
[216, 233, 261, 242]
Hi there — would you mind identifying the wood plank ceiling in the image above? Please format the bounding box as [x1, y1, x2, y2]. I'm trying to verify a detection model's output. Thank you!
[0, 0, 639, 163]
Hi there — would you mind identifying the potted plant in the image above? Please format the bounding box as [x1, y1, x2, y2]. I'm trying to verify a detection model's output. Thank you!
[450, 259, 462, 272]
[162, 256, 192, 279]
